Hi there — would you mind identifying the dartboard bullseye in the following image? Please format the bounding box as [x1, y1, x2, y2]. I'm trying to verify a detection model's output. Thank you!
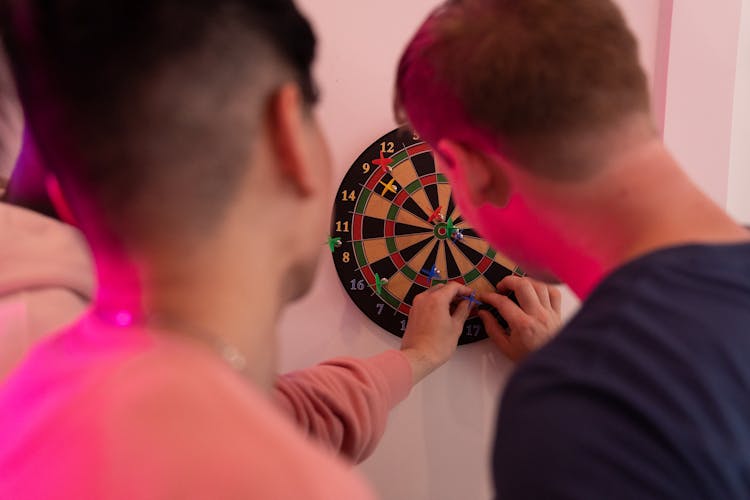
[330, 128, 523, 345]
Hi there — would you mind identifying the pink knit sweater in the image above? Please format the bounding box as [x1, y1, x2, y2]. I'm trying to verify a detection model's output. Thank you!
[0, 315, 378, 499]
[0, 203, 414, 496]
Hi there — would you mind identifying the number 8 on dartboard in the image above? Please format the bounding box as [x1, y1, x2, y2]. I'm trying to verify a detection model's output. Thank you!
[330, 128, 523, 345]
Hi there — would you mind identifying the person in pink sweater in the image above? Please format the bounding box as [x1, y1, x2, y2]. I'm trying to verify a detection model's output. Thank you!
[0, 1, 559, 498]
[0, 135, 414, 465]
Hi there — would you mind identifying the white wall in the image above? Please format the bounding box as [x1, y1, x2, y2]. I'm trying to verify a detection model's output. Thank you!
[278, 2, 745, 500]
[728, 0, 750, 223]
[662, 0, 744, 205]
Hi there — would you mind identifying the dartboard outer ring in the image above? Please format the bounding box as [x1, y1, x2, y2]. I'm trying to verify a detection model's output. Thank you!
[330, 128, 521, 345]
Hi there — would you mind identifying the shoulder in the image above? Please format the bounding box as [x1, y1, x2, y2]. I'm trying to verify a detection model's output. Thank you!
[94, 340, 375, 499]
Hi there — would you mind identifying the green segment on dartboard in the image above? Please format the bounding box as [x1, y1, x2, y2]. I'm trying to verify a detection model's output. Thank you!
[353, 241, 367, 268]
[405, 180, 422, 195]
[463, 269, 481, 283]
[401, 266, 418, 280]
[386, 238, 398, 254]
[379, 289, 401, 310]
[355, 188, 372, 214]
[487, 247, 497, 259]
[390, 150, 409, 166]
[387, 204, 399, 221]
[437, 173, 448, 183]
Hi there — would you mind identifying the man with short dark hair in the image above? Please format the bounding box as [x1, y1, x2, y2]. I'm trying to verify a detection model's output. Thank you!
[0, 1, 482, 498]
[397, 0, 750, 498]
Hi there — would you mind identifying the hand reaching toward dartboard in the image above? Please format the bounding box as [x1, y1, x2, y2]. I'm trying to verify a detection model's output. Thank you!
[400, 282, 476, 383]
[478, 276, 563, 362]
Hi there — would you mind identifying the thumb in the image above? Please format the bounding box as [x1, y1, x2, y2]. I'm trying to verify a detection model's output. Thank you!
[479, 310, 517, 361]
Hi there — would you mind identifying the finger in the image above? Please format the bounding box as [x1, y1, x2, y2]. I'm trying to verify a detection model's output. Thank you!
[496, 275, 541, 312]
[479, 311, 516, 361]
[478, 292, 528, 328]
[433, 282, 475, 304]
[423, 283, 446, 295]
[549, 286, 562, 314]
[530, 280, 551, 309]
[451, 298, 472, 324]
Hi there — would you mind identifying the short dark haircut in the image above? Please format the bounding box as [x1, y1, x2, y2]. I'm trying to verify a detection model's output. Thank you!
[0, 0, 317, 242]
[396, 0, 652, 180]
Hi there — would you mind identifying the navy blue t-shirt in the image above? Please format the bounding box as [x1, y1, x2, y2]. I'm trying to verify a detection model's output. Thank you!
[494, 243, 750, 499]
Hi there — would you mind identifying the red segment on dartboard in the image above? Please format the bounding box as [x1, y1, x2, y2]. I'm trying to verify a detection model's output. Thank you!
[414, 275, 432, 288]
[365, 169, 388, 191]
[398, 303, 411, 315]
[352, 214, 364, 241]
[407, 143, 431, 156]
[421, 173, 438, 186]
[361, 266, 376, 286]
[393, 189, 410, 207]
[477, 256, 494, 274]
[391, 252, 406, 269]
[385, 220, 396, 238]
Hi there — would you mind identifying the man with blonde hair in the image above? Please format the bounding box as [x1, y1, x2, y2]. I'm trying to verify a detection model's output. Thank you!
[397, 0, 750, 498]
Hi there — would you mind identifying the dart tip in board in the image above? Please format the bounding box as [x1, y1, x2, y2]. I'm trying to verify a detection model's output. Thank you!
[374, 274, 389, 295]
[428, 207, 445, 224]
[327, 237, 343, 253]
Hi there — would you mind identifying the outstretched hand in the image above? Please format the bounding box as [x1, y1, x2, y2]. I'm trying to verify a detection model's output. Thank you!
[400, 282, 475, 384]
[478, 276, 562, 362]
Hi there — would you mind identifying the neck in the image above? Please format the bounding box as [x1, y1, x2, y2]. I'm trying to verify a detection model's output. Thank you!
[92, 226, 288, 392]
[533, 140, 750, 298]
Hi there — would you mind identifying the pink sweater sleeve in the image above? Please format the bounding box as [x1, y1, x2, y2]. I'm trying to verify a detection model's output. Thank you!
[273, 349, 413, 464]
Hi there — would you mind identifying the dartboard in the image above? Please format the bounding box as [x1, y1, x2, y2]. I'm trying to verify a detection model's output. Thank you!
[330, 128, 523, 345]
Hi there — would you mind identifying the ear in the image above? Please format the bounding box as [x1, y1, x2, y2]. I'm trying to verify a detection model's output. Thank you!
[435, 139, 512, 208]
[268, 83, 316, 197]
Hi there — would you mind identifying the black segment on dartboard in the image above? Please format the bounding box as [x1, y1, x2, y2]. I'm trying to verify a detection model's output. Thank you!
[487, 262, 514, 285]
[370, 256, 400, 281]
[424, 183, 441, 213]
[330, 127, 517, 346]
[361, 216, 386, 239]
[453, 239, 485, 266]
[444, 241, 463, 279]
[421, 240, 441, 277]
[446, 196, 457, 221]
[395, 223, 433, 236]
[400, 197, 431, 222]
[404, 282, 430, 307]
[399, 235, 434, 262]
[412, 153, 436, 177]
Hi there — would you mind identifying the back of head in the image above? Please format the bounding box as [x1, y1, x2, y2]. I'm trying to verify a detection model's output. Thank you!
[0, 0, 316, 245]
[0, 43, 21, 186]
[396, 0, 653, 180]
